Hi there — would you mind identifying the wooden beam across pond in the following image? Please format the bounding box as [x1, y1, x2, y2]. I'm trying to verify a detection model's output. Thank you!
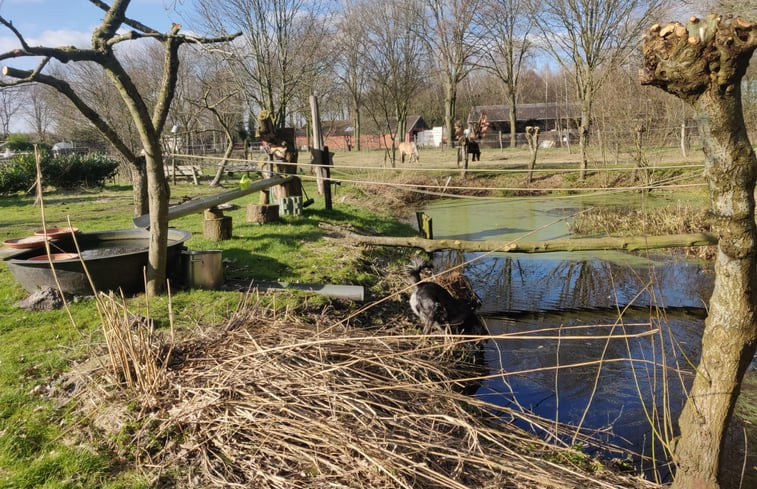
[329, 226, 718, 253]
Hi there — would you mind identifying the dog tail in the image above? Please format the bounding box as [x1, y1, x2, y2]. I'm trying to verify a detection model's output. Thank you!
[406, 256, 431, 284]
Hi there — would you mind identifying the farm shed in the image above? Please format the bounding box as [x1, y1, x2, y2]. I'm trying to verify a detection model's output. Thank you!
[468, 103, 582, 147]
[296, 115, 430, 151]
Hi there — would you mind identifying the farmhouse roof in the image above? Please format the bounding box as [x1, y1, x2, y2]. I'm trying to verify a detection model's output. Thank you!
[469, 103, 582, 122]
[321, 120, 355, 137]
[380, 115, 428, 133]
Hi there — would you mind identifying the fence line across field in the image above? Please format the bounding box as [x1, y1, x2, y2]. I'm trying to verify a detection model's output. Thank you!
[169, 152, 706, 176]
[165, 152, 705, 199]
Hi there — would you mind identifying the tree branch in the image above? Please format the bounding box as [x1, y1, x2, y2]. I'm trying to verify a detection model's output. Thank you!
[89, 0, 160, 35]
[0, 16, 102, 63]
[326, 225, 718, 253]
[2, 66, 135, 161]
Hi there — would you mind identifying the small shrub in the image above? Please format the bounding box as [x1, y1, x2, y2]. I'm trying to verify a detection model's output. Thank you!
[4, 133, 39, 152]
[43, 152, 119, 189]
[0, 154, 36, 193]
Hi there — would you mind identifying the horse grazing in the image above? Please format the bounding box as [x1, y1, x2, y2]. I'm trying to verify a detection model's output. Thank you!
[399, 142, 419, 163]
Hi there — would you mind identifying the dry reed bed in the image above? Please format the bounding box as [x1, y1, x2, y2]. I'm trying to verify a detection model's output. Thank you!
[91, 294, 662, 489]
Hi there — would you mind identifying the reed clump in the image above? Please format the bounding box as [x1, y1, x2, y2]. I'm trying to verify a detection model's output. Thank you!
[570, 203, 714, 259]
[69, 293, 665, 489]
[570, 203, 710, 236]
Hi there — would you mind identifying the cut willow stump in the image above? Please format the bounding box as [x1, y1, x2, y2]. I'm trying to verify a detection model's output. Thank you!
[640, 14, 757, 489]
[247, 203, 279, 224]
[203, 207, 232, 241]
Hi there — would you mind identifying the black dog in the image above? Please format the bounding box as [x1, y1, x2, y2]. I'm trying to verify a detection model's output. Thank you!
[406, 257, 481, 335]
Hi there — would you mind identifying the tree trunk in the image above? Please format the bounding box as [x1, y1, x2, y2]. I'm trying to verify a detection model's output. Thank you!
[578, 93, 592, 180]
[444, 81, 457, 150]
[525, 126, 539, 183]
[210, 138, 234, 187]
[507, 85, 518, 148]
[130, 155, 148, 216]
[143, 144, 170, 297]
[354, 99, 362, 151]
[641, 15, 757, 489]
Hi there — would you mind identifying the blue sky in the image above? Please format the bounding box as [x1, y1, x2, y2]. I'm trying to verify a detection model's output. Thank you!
[0, 0, 187, 65]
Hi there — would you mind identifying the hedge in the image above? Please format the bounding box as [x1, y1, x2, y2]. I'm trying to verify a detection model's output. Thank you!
[0, 151, 119, 194]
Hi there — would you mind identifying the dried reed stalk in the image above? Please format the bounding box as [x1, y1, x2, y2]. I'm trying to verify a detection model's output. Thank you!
[97, 297, 661, 489]
[97, 292, 171, 396]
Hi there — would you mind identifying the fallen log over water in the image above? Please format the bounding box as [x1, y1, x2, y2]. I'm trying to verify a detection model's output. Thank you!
[330, 226, 718, 253]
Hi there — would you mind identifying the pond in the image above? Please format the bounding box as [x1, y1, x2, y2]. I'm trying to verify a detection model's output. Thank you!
[419, 193, 735, 481]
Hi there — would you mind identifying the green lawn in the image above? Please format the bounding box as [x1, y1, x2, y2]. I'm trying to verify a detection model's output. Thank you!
[0, 176, 414, 488]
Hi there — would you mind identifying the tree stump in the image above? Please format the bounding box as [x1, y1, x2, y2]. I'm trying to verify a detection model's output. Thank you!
[203, 207, 232, 240]
[247, 203, 279, 224]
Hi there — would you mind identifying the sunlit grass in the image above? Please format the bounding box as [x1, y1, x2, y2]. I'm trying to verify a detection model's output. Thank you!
[0, 174, 417, 488]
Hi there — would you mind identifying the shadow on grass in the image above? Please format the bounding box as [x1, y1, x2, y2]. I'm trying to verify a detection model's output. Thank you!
[221, 247, 288, 281]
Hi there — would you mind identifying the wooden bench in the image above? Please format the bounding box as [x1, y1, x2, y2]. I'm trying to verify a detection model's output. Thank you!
[222, 163, 260, 175]
[165, 165, 201, 184]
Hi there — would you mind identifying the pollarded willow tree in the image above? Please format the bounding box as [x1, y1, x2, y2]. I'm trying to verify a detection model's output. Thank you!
[640, 14, 757, 489]
[0, 0, 239, 296]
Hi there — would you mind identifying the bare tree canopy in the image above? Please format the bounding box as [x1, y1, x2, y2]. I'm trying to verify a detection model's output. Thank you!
[478, 0, 535, 147]
[360, 0, 427, 164]
[533, 0, 670, 178]
[194, 0, 334, 129]
[421, 0, 482, 151]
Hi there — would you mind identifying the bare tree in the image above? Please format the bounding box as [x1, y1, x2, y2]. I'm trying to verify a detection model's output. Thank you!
[478, 0, 535, 148]
[532, 0, 669, 179]
[23, 83, 56, 142]
[195, 0, 333, 130]
[335, 0, 370, 151]
[0, 0, 239, 296]
[362, 0, 427, 163]
[187, 54, 244, 186]
[0, 84, 23, 137]
[641, 15, 756, 488]
[421, 0, 482, 149]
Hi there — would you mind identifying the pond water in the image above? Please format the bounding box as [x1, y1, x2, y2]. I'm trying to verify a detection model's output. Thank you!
[420, 193, 731, 481]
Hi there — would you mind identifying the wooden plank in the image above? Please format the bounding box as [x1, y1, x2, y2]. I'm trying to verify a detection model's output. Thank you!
[133, 175, 295, 227]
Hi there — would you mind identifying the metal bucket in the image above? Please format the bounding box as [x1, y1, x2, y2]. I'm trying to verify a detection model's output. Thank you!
[185, 250, 224, 289]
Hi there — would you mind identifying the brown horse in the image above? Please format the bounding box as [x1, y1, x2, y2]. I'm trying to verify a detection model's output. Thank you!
[398, 142, 419, 163]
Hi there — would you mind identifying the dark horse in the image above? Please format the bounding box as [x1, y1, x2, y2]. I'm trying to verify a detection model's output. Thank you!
[465, 138, 480, 162]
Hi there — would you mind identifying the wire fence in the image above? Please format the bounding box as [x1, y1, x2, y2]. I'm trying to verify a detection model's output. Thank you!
[168, 147, 707, 201]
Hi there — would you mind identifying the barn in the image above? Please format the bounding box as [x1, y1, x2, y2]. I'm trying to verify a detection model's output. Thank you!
[296, 115, 429, 151]
[467, 102, 582, 148]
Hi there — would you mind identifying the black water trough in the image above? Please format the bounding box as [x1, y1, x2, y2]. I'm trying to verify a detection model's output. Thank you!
[4, 228, 191, 295]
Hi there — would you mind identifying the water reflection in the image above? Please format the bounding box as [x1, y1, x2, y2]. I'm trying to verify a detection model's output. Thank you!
[423, 197, 717, 481]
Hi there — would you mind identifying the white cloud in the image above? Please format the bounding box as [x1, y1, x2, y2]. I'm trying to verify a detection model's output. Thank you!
[0, 28, 92, 59]
[33, 29, 92, 48]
